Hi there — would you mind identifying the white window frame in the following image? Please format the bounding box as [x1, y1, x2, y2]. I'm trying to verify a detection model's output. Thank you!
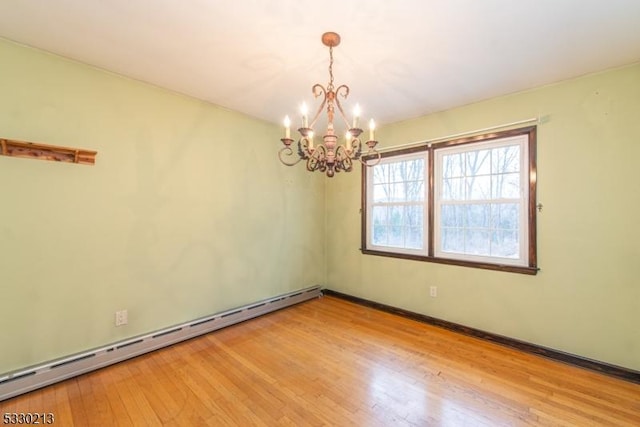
[433, 135, 529, 266]
[365, 150, 429, 257]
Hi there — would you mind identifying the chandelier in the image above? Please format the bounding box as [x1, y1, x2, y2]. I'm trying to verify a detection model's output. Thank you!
[278, 32, 380, 177]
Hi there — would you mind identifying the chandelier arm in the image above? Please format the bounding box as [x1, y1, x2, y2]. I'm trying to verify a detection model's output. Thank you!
[342, 156, 354, 172]
[309, 84, 328, 129]
[278, 146, 303, 166]
[298, 137, 312, 159]
[333, 84, 352, 129]
[350, 137, 363, 159]
[334, 145, 354, 173]
[307, 144, 326, 172]
[360, 150, 382, 167]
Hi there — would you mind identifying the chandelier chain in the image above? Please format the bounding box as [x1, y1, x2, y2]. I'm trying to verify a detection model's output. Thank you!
[328, 45, 334, 91]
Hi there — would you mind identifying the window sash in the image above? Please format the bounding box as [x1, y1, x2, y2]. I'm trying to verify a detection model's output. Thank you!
[366, 151, 429, 256]
[434, 135, 529, 266]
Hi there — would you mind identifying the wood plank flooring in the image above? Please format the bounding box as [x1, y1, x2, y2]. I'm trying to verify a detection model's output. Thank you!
[1, 296, 639, 426]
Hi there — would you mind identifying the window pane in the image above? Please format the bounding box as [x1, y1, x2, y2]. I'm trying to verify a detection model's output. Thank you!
[466, 149, 491, 176]
[441, 204, 463, 227]
[410, 158, 426, 180]
[406, 227, 424, 250]
[491, 230, 519, 258]
[373, 163, 389, 184]
[442, 228, 464, 253]
[442, 153, 464, 178]
[389, 162, 405, 183]
[390, 158, 425, 182]
[372, 205, 388, 226]
[492, 145, 520, 174]
[491, 203, 519, 230]
[389, 226, 404, 246]
[390, 182, 406, 201]
[372, 224, 388, 246]
[442, 177, 464, 200]
[492, 173, 520, 199]
[373, 183, 390, 202]
[389, 206, 404, 227]
[465, 204, 490, 228]
[466, 175, 491, 199]
[405, 180, 425, 201]
[406, 205, 424, 227]
[465, 229, 490, 255]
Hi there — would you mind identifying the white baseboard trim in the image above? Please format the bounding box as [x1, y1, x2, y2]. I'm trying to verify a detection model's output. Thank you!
[0, 285, 322, 402]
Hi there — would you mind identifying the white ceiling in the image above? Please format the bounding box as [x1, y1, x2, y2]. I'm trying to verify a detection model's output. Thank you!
[1, 0, 639, 126]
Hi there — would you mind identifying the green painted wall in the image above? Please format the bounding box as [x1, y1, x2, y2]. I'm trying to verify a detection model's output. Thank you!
[2, 35, 638, 376]
[326, 63, 640, 371]
[0, 39, 325, 373]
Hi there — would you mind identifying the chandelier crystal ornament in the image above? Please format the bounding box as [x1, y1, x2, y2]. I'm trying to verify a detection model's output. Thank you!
[278, 32, 380, 177]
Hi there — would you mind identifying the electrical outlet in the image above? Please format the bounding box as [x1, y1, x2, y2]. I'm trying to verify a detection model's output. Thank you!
[115, 309, 128, 326]
[429, 286, 437, 297]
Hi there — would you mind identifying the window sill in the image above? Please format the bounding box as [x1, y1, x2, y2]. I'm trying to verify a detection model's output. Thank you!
[361, 248, 539, 275]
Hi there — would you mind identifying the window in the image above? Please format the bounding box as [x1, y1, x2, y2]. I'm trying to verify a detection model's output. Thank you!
[366, 151, 428, 256]
[362, 127, 537, 274]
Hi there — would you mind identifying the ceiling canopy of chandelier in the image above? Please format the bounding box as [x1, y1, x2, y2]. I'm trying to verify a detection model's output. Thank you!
[278, 32, 380, 177]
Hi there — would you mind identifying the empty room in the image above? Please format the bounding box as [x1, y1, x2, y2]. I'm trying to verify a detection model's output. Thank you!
[1, 1, 639, 425]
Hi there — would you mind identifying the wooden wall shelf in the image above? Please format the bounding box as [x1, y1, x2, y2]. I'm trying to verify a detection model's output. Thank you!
[0, 138, 97, 165]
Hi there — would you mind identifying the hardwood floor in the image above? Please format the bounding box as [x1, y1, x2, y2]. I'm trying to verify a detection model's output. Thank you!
[1, 296, 639, 426]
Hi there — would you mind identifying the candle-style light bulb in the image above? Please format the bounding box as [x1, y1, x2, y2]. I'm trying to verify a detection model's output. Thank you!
[345, 130, 352, 151]
[284, 115, 291, 139]
[369, 119, 376, 141]
[353, 104, 361, 128]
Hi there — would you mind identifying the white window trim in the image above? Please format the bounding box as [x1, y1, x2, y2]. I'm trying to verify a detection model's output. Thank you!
[366, 151, 429, 257]
[433, 135, 529, 266]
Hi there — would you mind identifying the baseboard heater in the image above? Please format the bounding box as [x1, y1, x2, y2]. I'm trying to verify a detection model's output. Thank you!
[0, 285, 322, 402]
